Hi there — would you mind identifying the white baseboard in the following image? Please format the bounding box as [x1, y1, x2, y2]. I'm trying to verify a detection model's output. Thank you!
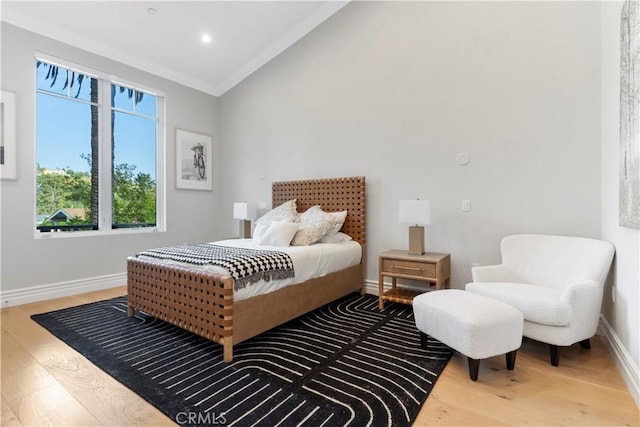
[599, 315, 640, 408]
[364, 279, 379, 295]
[0, 273, 126, 308]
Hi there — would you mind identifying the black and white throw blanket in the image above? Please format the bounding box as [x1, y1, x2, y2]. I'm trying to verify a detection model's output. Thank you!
[136, 244, 295, 290]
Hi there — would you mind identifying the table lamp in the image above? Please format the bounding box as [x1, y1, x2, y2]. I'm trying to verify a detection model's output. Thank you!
[399, 199, 430, 255]
[233, 202, 257, 238]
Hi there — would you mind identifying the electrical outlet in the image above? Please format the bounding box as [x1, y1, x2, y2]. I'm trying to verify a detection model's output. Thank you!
[612, 286, 616, 303]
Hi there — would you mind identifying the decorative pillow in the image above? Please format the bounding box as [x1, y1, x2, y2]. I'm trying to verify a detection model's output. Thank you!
[291, 205, 342, 246]
[319, 232, 353, 244]
[252, 221, 271, 244]
[324, 210, 348, 236]
[256, 221, 299, 247]
[255, 199, 298, 225]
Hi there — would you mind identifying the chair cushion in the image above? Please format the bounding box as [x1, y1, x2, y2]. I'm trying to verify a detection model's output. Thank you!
[465, 282, 572, 326]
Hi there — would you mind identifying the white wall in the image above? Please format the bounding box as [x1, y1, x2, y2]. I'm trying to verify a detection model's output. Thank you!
[0, 23, 220, 297]
[600, 1, 640, 405]
[219, 1, 603, 288]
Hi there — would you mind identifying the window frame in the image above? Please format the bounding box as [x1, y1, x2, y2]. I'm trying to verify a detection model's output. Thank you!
[34, 52, 166, 239]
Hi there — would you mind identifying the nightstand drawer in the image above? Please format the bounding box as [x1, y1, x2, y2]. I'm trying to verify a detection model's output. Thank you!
[382, 259, 436, 278]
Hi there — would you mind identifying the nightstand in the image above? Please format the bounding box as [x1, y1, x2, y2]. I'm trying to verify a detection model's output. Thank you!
[378, 250, 451, 310]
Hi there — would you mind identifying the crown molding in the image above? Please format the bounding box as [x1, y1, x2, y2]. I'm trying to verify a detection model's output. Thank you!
[214, 1, 349, 96]
[1, 7, 219, 95]
[1, 1, 349, 97]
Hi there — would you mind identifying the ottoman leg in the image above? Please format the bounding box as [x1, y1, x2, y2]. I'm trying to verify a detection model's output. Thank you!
[506, 350, 517, 370]
[468, 358, 480, 381]
[419, 331, 429, 349]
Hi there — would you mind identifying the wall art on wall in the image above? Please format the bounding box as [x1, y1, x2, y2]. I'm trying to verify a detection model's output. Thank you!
[176, 128, 213, 191]
[0, 90, 17, 180]
[620, 0, 640, 229]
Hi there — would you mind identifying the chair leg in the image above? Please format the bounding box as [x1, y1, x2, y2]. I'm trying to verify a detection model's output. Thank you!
[420, 331, 429, 349]
[506, 350, 517, 370]
[468, 358, 480, 381]
[579, 339, 591, 349]
[549, 344, 560, 366]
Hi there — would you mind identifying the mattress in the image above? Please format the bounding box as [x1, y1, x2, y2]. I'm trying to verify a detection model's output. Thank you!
[136, 238, 362, 301]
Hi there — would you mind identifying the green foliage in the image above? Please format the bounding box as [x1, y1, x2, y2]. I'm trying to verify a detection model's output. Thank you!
[113, 163, 156, 225]
[36, 164, 90, 218]
[36, 163, 156, 227]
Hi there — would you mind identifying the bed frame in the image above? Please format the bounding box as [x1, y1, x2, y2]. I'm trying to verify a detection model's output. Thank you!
[127, 176, 366, 362]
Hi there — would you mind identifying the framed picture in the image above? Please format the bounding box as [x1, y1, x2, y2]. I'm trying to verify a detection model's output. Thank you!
[1, 90, 16, 180]
[176, 129, 213, 191]
[620, 0, 640, 228]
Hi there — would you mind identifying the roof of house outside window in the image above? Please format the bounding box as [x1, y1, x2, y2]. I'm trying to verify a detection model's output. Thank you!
[45, 208, 87, 222]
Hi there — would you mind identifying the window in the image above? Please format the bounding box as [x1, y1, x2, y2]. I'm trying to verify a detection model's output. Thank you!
[35, 54, 165, 235]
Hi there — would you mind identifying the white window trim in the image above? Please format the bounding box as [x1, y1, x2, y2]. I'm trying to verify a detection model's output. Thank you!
[34, 52, 166, 239]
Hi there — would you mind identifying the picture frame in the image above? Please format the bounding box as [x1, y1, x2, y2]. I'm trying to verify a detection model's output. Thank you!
[620, 0, 640, 228]
[176, 128, 213, 191]
[1, 90, 17, 180]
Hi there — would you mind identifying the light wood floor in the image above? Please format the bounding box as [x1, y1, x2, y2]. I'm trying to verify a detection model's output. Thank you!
[1, 286, 638, 426]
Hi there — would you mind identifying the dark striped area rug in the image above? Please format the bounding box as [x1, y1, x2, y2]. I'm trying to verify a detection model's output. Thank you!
[32, 293, 452, 427]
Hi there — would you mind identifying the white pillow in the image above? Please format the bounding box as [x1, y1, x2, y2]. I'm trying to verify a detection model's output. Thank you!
[257, 221, 299, 247]
[319, 232, 353, 244]
[291, 205, 342, 246]
[252, 221, 271, 244]
[255, 199, 298, 225]
[324, 210, 347, 236]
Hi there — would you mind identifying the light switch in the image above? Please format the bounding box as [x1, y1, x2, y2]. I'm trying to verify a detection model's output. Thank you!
[462, 200, 471, 212]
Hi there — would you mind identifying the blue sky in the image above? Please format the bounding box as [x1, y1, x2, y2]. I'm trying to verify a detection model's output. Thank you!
[36, 66, 157, 178]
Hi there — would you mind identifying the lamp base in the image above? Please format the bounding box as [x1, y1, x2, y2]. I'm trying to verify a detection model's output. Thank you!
[408, 225, 425, 255]
[239, 220, 252, 239]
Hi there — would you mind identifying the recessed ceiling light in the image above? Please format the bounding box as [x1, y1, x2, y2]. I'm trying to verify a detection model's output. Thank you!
[146, 7, 157, 15]
[201, 33, 212, 44]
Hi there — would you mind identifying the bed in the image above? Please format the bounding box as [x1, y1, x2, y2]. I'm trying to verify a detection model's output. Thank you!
[127, 176, 366, 362]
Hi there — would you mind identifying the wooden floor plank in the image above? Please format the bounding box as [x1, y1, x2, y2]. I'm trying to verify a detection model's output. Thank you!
[1, 331, 59, 402]
[417, 337, 639, 426]
[1, 396, 23, 427]
[6, 382, 103, 427]
[2, 286, 639, 426]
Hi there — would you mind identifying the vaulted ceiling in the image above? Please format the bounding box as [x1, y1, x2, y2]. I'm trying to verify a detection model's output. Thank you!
[1, 1, 348, 96]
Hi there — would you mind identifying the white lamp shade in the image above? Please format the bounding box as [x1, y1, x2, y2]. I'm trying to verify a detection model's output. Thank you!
[399, 200, 431, 225]
[233, 202, 257, 220]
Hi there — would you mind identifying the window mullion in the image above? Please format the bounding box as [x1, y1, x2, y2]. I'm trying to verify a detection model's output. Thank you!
[156, 97, 166, 231]
[66, 69, 72, 98]
[99, 81, 112, 230]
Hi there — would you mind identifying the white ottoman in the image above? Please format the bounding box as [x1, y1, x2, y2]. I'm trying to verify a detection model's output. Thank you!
[413, 289, 523, 381]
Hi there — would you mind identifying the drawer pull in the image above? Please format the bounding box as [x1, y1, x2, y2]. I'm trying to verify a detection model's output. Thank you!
[391, 265, 424, 272]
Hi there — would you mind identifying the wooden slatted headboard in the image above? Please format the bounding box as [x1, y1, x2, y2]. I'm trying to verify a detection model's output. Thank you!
[271, 176, 366, 247]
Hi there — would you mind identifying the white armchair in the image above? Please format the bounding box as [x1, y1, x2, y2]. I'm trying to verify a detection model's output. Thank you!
[465, 234, 615, 366]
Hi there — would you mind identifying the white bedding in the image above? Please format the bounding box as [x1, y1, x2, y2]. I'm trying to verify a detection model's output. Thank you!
[137, 238, 362, 301]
